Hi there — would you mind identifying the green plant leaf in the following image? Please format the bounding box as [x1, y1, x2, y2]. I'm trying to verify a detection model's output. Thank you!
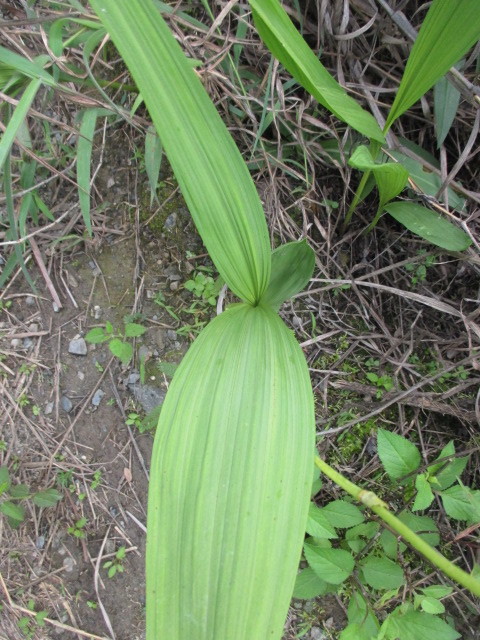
[440, 484, 480, 523]
[144, 304, 314, 639]
[260, 241, 315, 311]
[321, 500, 364, 529]
[385, 610, 460, 640]
[292, 567, 329, 599]
[9, 484, 30, 499]
[124, 322, 147, 338]
[0, 466, 11, 495]
[0, 500, 25, 522]
[420, 596, 445, 614]
[306, 504, 337, 539]
[384, 202, 471, 251]
[434, 75, 461, 148]
[109, 339, 133, 365]
[413, 473, 435, 511]
[380, 511, 439, 558]
[32, 488, 62, 507]
[248, 0, 384, 143]
[85, 327, 108, 344]
[347, 592, 380, 638]
[385, 0, 480, 130]
[432, 447, 470, 490]
[361, 556, 404, 590]
[145, 125, 163, 205]
[420, 585, 453, 599]
[304, 544, 354, 584]
[76, 108, 98, 236]
[377, 429, 420, 480]
[91, 0, 271, 305]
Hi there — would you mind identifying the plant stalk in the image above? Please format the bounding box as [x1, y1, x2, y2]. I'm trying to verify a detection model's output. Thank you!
[315, 456, 480, 597]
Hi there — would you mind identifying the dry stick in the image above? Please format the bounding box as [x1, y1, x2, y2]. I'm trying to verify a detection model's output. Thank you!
[315, 456, 480, 597]
[29, 237, 63, 310]
[94, 527, 116, 640]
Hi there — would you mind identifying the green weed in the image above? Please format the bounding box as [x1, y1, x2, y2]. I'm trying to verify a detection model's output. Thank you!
[85, 319, 147, 366]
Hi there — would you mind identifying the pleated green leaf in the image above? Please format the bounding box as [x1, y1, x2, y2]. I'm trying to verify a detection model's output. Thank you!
[434, 75, 461, 148]
[90, 0, 271, 304]
[249, 0, 384, 144]
[146, 303, 315, 639]
[261, 240, 315, 310]
[385, 0, 480, 131]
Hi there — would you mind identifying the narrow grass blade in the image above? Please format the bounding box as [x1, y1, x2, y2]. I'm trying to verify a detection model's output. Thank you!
[76, 108, 98, 236]
[248, 0, 384, 143]
[145, 126, 163, 206]
[261, 240, 315, 310]
[385, 0, 480, 131]
[434, 75, 461, 148]
[0, 46, 55, 87]
[0, 78, 41, 169]
[385, 202, 471, 251]
[91, 0, 271, 304]
[147, 303, 315, 639]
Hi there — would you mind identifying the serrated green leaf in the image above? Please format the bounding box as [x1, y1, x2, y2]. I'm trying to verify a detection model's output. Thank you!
[440, 484, 480, 523]
[361, 556, 404, 590]
[124, 322, 147, 338]
[306, 505, 337, 539]
[420, 596, 445, 615]
[428, 441, 455, 474]
[9, 484, 30, 499]
[435, 457, 469, 491]
[292, 567, 329, 599]
[345, 521, 379, 541]
[386, 610, 460, 640]
[0, 500, 25, 522]
[420, 585, 453, 599]
[385, 0, 480, 131]
[434, 75, 461, 148]
[144, 304, 314, 639]
[321, 500, 364, 529]
[347, 592, 380, 638]
[260, 241, 315, 311]
[91, 0, 271, 304]
[377, 429, 420, 480]
[32, 488, 62, 507]
[248, 0, 384, 143]
[84, 327, 108, 344]
[380, 511, 439, 558]
[413, 473, 435, 511]
[109, 339, 133, 365]
[384, 202, 471, 251]
[339, 623, 371, 640]
[304, 544, 354, 584]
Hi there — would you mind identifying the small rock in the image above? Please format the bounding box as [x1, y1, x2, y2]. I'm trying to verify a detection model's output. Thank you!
[127, 372, 141, 385]
[310, 627, 324, 640]
[104, 539, 115, 555]
[29, 323, 39, 332]
[129, 383, 165, 414]
[91, 389, 105, 407]
[63, 556, 75, 572]
[166, 329, 177, 341]
[23, 338, 33, 349]
[53, 303, 60, 313]
[107, 177, 116, 189]
[146, 290, 154, 299]
[60, 396, 73, 413]
[36, 536, 45, 550]
[77, 371, 85, 381]
[292, 316, 302, 328]
[152, 315, 158, 321]
[10, 338, 21, 349]
[93, 305, 102, 320]
[170, 281, 179, 291]
[45, 402, 54, 415]
[109, 505, 119, 518]
[26, 295, 35, 306]
[164, 212, 177, 229]
[138, 345, 150, 363]
[68, 337, 87, 356]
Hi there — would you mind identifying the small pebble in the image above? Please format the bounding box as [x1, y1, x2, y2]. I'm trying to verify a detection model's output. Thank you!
[36, 536, 45, 550]
[91, 389, 105, 407]
[127, 372, 141, 385]
[152, 315, 158, 321]
[93, 305, 102, 320]
[68, 337, 87, 356]
[166, 329, 177, 341]
[170, 281, 179, 291]
[23, 338, 34, 349]
[10, 338, 21, 349]
[29, 323, 39, 332]
[107, 177, 116, 189]
[60, 396, 73, 413]
[53, 303, 60, 313]
[63, 557, 75, 572]
[26, 295, 35, 306]
[146, 290, 154, 299]
[45, 402, 54, 415]
[104, 539, 115, 555]
[164, 212, 177, 229]
[310, 627, 324, 640]
[292, 316, 302, 327]
[77, 371, 85, 381]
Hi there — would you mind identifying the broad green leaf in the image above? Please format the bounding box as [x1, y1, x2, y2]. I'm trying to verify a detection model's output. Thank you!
[347, 592, 380, 638]
[339, 623, 371, 640]
[0, 466, 11, 495]
[428, 441, 455, 474]
[348, 145, 409, 214]
[377, 429, 420, 480]
[145, 125, 163, 205]
[385, 202, 471, 251]
[9, 484, 30, 499]
[85, 327, 108, 344]
[380, 511, 439, 558]
[420, 596, 445, 614]
[0, 500, 25, 522]
[260, 241, 315, 311]
[388, 150, 465, 212]
[304, 544, 354, 584]
[248, 0, 384, 143]
[109, 339, 133, 365]
[321, 500, 364, 529]
[0, 78, 42, 170]
[306, 505, 337, 539]
[385, 0, 480, 130]
[345, 521, 379, 541]
[361, 556, 404, 590]
[413, 473, 435, 511]
[32, 488, 62, 507]
[91, 0, 271, 304]
[440, 484, 480, 523]
[385, 610, 460, 640]
[434, 75, 461, 148]
[420, 585, 453, 599]
[145, 304, 314, 639]
[124, 322, 147, 338]
[77, 108, 98, 236]
[433, 448, 469, 490]
[293, 567, 329, 599]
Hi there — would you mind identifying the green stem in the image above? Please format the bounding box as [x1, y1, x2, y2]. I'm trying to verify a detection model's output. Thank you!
[315, 456, 480, 597]
[343, 140, 382, 230]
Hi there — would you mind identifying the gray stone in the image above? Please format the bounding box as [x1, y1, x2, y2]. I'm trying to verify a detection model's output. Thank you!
[77, 371, 85, 381]
[10, 338, 21, 349]
[53, 303, 60, 313]
[26, 295, 35, 306]
[170, 281, 179, 291]
[92, 389, 105, 407]
[60, 396, 73, 413]
[68, 337, 87, 356]
[310, 627, 324, 640]
[138, 345, 150, 363]
[36, 536, 45, 550]
[63, 556, 75, 572]
[164, 212, 177, 229]
[166, 329, 177, 341]
[45, 402, 54, 415]
[93, 305, 102, 320]
[29, 323, 39, 332]
[127, 372, 141, 385]
[129, 383, 165, 414]
[23, 338, 33, 349]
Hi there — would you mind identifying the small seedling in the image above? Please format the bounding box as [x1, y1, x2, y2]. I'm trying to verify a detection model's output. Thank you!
[405, 252, 436, 286]
[184, 271, 222, 306]
[90, 470, 102, 490]
[85, 319, 147, 366]
[86, 600, 98, 610]
[103, 546, 126, 578]
[68, 516, 88, 538]
[365, 372, 394, 398]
